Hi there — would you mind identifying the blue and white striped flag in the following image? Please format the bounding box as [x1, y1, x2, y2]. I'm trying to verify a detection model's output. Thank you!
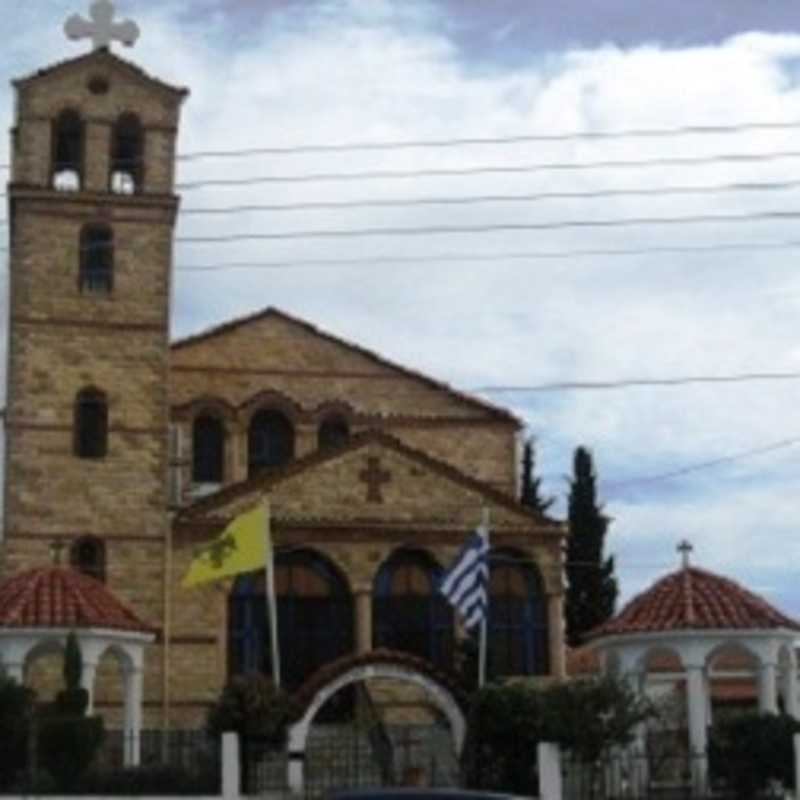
[439, 524, 489, 630]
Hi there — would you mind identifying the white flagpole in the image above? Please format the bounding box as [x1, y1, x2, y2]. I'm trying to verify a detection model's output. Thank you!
[264, 498, 281, 689]
[478, 507, 490, 689]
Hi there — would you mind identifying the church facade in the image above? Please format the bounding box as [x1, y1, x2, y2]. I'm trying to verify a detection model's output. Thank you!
[1, 45, 565, 730]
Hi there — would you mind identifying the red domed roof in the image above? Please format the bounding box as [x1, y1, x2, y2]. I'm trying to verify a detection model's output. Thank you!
[592, 566, 800, 638]
[0, 567, 150, 633]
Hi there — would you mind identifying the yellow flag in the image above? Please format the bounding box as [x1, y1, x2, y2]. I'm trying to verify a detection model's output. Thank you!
[181, 503, 271, 588]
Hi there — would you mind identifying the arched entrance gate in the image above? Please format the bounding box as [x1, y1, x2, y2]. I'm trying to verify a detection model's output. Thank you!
[286, 651, 467, 794]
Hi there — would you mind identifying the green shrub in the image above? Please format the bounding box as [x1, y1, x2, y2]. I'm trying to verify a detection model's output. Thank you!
[36, 633, 105, 790]
[709, 712, 800, 799]
[37, 714, 105, 790]
[0, 675, 36, 791]
[463, 675, 652, 794]
[207, 673, 293, 747]
[77, 764, 220, 796]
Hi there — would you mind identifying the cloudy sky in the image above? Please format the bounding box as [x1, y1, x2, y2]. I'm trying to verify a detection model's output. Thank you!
[3, 0, 800, 614]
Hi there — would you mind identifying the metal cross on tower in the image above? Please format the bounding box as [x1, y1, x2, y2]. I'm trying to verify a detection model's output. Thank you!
[64, 0, 140, 50]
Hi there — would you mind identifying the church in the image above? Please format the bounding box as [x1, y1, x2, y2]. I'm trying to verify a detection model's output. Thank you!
[0, 4, 566, 735]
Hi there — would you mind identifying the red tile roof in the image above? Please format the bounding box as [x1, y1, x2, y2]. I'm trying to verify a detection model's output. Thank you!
[0, 568, 150, 633]
[591, 566, 800, 638]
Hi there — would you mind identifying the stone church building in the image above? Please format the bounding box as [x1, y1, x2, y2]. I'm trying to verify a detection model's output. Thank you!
[1, 42, 565, 731]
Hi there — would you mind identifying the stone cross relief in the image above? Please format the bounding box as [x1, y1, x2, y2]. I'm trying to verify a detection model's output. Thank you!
[65, 0, 140, 50]
[359, 457, 392, 503]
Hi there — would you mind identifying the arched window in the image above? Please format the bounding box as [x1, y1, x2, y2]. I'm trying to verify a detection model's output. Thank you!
[110, 113, 144, 194]
[228, 550, 353, 691]
[74, 388, 108, 459]
[488, 550, 548, 677]
[79, 225, 114, 293]
[192, 415, 225, 483]
[248, 410, 294, 475]
[373, 550, 454, 670]
[318, 415, 350, 451]
[70, 536, 106, 583]
[52, 109, 84, 190]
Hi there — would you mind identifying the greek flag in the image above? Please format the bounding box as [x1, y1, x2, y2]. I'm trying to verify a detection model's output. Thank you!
[439, 525, 489, 630]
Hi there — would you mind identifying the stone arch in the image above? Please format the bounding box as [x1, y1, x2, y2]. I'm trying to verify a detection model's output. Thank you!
[488, 547, 549, 677]
[240, 390, 303, 426]
[706, 640, 759, 672]
[228, 548, 354, 688]
[372, 548, 453, 669]
[640, 644, 685, 674]
[287, 650, 468, 794]
[173, 395, 237, 425]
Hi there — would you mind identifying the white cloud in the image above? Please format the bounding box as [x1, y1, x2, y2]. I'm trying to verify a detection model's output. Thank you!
[2, 2, 800, 618]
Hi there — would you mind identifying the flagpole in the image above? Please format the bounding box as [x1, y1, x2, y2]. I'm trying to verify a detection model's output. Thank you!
[478, 507, 490, 689]
[264, 498, 281, 689]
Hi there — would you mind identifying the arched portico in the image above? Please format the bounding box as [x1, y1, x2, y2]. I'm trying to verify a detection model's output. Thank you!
[0, 567, 155, 766]
[593, 545, 800, 797]
[286, 651, 467, 794]
[0, 627, 153, 765]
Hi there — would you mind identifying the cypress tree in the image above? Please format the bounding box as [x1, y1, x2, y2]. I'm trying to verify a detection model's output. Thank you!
[520, 437, 553, 514]
[565, 446, 618, 646]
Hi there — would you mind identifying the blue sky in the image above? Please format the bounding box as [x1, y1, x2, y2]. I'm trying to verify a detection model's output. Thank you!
[3, 0, 800, 616]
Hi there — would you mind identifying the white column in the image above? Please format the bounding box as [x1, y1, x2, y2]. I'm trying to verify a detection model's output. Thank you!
[537, 742, 563, 800]
[783, 652, 799, 719]
[81, 660, 98, 715]
[704, 671, 713, 729]
[123, 667, 144, 766]
[685, 664, 709, 796]
[222, 732, 241, 800]
[758, 661, 778, 714]
[793, 733, 800, 800]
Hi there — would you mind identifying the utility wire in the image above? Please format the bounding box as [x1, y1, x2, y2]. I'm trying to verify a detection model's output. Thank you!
[604, 436, 800, 489]
[472, 371, 800, 393]
[176, 177, 800, 216]
[174, 209, 800, 244]
[175, 150, 800, 190]
[3, 118, 800, 171]
[5, 237, 800, 261]
[175, 119, 800, 160]
[1, 177, 799, 227]
[5, 149, 800, 195]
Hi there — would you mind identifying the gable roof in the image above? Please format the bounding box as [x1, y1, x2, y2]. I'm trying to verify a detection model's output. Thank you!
[13, 48, 188, 99]
[171, 307, 519, 425]
[176, 428, 558, 528]
[591, 566, 800, 638]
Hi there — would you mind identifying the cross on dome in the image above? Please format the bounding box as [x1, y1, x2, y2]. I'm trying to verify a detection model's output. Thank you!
[677, 538, 693, 569]
[64, 0, 140, 51]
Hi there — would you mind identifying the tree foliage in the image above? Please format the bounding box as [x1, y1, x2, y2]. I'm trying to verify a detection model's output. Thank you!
[709, 712, 800, 798]
[565, 446, 618, 646]
[463, 675, 652, 794]
[520, 437, 553, 514]
[207, 673, 294, 748]
[38, 633, 104, 790]
[0, 675, 36, 791]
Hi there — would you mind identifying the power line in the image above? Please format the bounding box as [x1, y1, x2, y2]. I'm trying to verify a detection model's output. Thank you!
[176, 177, 800, 217]
[4, 238, 800, 263]
[174, 209, 800, 244]
[1, 177, 798, 229]
[472, 371, 800, 393]
[604, 436, 800, 489]
[175, 150, 800, 190]
[170, 119, 800, 160]
[2, 119, 800, 172]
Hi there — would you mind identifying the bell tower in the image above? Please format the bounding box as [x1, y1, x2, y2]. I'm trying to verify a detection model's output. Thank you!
[2, 0, 188, 659]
